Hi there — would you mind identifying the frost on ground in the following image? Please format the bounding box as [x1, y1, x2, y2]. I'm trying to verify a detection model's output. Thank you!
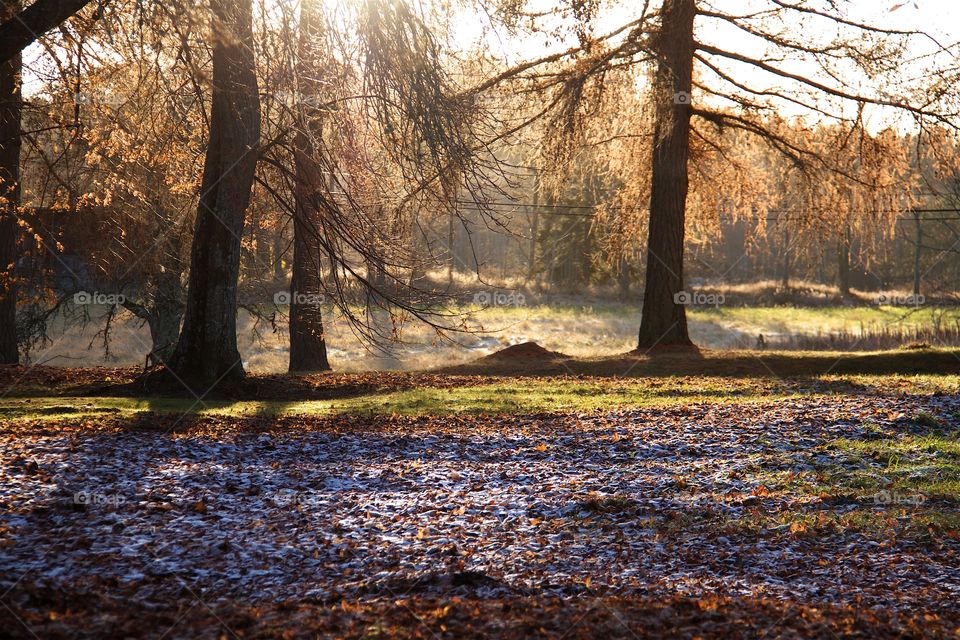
[2, 393, 960, 638]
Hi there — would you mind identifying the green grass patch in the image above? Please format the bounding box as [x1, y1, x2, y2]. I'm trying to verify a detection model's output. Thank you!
[0, 379, 787, 421]
[3, 373, 960, 421]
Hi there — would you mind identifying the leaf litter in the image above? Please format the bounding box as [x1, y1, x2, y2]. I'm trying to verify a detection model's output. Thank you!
[1, 390, 959, 637]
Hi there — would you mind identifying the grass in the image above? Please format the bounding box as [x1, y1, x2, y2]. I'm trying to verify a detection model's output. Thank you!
[823, 432, 960, 503]
[2, 372, 959, 421]
[23, 300, 960, 371]
[0, 379, 785, 421]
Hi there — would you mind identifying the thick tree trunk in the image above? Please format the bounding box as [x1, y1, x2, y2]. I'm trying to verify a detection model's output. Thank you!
[167, 0, 260, 387]
[0, 22, 21, 365]
[124, 233, 185, 366]
[637, 0, 695, 348]
[288, 0, 330, 373]
[289, 215, 330, 372]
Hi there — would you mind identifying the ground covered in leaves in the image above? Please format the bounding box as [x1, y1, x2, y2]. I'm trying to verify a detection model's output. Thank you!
[2, 363, 960, 638]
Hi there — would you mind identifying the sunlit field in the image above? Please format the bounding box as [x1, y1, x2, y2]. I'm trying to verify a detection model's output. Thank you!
[23, 300, 960, 372]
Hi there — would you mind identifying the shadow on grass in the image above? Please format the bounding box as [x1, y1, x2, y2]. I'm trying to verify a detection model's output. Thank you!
[438, 347, 960, 379]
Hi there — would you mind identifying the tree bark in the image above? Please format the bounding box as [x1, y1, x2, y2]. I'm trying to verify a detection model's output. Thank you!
[0, 13, 21, 365]
[288, 0, 330, 373]
[637, 0, 695, 348]
[167, 0, 260, 387]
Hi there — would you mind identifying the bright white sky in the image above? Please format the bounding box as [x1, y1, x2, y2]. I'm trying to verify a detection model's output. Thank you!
[21, 0, 960, 130]
[449, 0, 960, 130]
[452, 0, 960, 61]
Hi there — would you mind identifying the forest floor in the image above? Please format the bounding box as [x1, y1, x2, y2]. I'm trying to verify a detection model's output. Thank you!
[1, 348, 960, 638]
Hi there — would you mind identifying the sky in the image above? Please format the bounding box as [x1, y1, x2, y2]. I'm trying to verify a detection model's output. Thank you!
[20, 0, 960, 131]
[448, 0, 960, 130]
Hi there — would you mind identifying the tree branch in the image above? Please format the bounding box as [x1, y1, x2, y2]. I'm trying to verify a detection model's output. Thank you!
[0, 0, 94, 63]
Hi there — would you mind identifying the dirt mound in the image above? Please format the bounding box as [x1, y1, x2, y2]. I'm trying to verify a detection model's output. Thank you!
[483, 341, 567, 362]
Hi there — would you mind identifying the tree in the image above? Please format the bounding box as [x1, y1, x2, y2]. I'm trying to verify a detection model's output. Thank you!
[167, 0, 260, 387]
[287, 0, 330, 372]
[637, 0, 694, 347]
[0, 0, 21, 364]
[482, 0, 958, 347]
[254, 0, 502, 365]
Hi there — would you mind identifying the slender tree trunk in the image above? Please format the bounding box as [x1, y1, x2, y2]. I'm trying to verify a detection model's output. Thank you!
[780, 226, 790, 289]
[912, 210, 922, 296]
[446, 212, 455, 284]
[288, 0, 330, 373]
[0, 15, 21, 365]
[637, 0, 695, 348]
[272, 224, 286, 284]
[526, 169, 540, 282]
[837, 228, 851, 298]
[167, 0, 260, 387]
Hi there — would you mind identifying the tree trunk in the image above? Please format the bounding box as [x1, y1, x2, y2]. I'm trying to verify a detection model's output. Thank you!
[912, 210, 922, 296]
[526, 168, 540, 283]
[446, 211, 455, 284]
[837, 228, 851, 298]
[0, 18, 20, 365]
[288, 0, 330, 373]
[272, 224, 286, 284]
[167, 0, 260, 388]
[780, 226, 790, 289]
[637, 0, 695, 349]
